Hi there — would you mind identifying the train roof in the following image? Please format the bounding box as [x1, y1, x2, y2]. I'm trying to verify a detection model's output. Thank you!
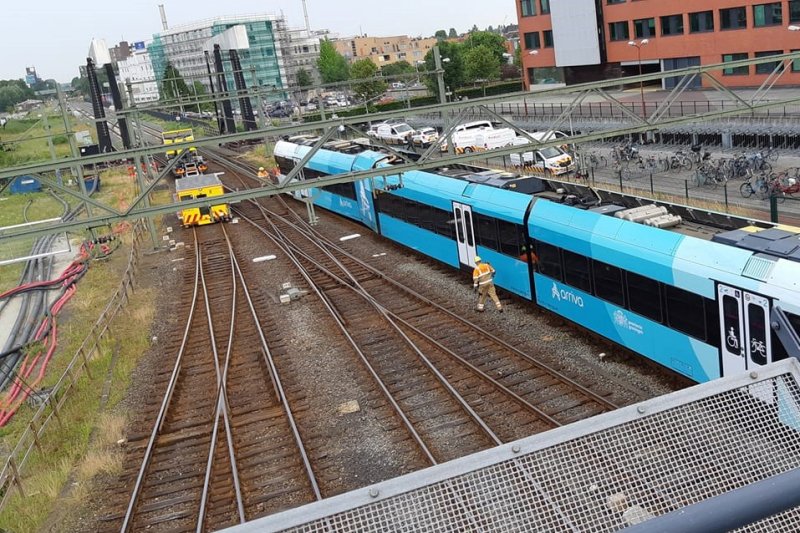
[175, 173, 222, 191]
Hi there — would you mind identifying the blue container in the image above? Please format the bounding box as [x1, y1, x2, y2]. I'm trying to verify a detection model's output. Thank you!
[9, 175, 41, 194]
[84, 176, 101, 194]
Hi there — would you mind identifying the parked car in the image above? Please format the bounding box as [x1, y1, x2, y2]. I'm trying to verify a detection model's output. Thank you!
[411, 127, 440, 147]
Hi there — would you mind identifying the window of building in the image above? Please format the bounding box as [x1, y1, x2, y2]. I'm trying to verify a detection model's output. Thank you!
[791, 0, 800, 22]
[723, 53, 749, 75]
[720, 7, 748, 29]
[543, 30, 553, 47]
[592, 260, 625, 307]
[540, 0, 550, 14]
[607, 0, 625, 4]
[665, 286, 706, 340]
[661, 14, 685, 36]
[520, 0, 536, 17]
[753, 2, 782, 27]
[755, 50, 784, 74]
[563, 250, 592, 293]
[608, 21, 630, 41]
[792, 49, 800, 72]
[524, 32, 541, 50]
[689, 11, 714, 32]
[535, 241, 562, 281]
[626, 272, 662, 322]
[634, 18, 656, 38]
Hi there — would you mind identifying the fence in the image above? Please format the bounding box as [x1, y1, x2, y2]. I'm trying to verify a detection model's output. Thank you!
[0, 220, 148, 512]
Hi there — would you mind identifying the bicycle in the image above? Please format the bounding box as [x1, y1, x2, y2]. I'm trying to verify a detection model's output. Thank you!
[739, 170, 771, 200]
[760, 145, 780, 163]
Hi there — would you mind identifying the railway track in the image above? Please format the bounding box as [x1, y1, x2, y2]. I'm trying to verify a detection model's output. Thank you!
[230, 191, 625, 458]
[102, 224, 319, 532]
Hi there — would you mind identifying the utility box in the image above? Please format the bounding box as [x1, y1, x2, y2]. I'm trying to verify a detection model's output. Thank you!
[84, 176, 101, 193]
[9, 175, 41, 194]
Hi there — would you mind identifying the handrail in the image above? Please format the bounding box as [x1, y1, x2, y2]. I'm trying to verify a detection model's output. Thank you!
[0, 220, 148, 512]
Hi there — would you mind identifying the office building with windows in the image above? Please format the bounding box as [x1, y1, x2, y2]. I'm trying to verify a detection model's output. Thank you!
[148, 13, 325, 97]
[517, 0, 800, 89]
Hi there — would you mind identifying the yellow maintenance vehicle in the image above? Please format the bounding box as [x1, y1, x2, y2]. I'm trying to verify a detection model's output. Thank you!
[162, 128, 208, 177]
[174, 173, 230, 227]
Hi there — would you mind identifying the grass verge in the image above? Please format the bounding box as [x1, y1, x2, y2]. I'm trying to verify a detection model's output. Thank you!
[0, 235, 156, 533]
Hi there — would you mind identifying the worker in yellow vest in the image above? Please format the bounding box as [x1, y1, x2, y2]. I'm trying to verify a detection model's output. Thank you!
[472, 256, 503, 313]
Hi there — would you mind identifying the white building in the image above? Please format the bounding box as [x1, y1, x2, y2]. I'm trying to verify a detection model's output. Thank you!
[118, 43, 159, 105]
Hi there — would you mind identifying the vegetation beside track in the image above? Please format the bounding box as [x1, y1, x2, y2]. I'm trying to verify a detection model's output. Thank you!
[0, 232, 157, 533]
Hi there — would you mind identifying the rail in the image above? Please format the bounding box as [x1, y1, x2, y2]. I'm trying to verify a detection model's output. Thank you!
[0, 220, 148, 513]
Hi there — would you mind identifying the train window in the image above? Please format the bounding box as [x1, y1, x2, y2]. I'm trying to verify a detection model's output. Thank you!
[433, 209, 456, 239]
[563, 250, 591, 293]
[498, 221, 523, 257]
[747, 303, 768, 366]
[464, 211, 474, 247]
[401, 199, 418, 226]
[535, 241, 563, 281]
[379, 193, 403, 220]
[704, 298, 720, 348]
[665, 285, 706, 340]
[626, 272, 662, 323]
[786, 312, 800, 339]
[455, 208, 464, 244]
[321, 182, 356, 200]
[592, 260, 625, 307]
[772, 331, 789, 361]
[475, 214, 500, 251]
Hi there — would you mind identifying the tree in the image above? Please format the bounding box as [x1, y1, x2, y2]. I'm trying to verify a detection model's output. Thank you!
[0, 79, 35, 112]
[160, 63, 192, 107]
[190, 81, 212, 112]
[381, 60, 415, 78]
[422, 41, 465, 98]
[448, 28, 458, 38]
[463, 31, 508, 63]
[464, 45, 501, 96]
[434, 29, 447, 40]
[295, 68, 313, 88]
[350, 59, 387, 105]
[317, 39, 349, 83]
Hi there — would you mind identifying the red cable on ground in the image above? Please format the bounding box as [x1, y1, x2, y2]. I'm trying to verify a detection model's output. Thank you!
[0, 240, 103, 426]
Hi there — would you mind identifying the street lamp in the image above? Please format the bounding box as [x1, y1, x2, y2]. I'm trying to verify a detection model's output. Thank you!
[627, 38, 649, 117]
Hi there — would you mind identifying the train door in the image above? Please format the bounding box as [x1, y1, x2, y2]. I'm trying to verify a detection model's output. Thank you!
[453, 202, 477, 268]
[718, 285, 772, 376]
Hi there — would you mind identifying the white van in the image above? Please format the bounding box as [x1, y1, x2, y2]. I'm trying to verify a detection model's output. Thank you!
[375, 122, 415, 144]
[443, 121, 517, 152]
[510, 137, 575, 175]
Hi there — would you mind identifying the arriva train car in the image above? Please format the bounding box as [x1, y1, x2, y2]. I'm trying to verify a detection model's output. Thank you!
[273, 138, 800, 383]
[175, 173, 230, 227]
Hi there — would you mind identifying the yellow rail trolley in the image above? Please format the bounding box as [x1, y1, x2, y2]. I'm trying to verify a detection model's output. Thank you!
[175, 174, 230, 227]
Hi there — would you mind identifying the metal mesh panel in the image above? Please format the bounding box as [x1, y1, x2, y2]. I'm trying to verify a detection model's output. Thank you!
[233, 362, 800, 533]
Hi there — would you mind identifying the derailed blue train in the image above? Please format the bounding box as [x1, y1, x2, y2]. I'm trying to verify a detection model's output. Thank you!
[275, 137, 800, 383]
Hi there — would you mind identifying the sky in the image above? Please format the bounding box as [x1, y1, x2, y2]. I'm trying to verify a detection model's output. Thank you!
[2, 1, 517, 83]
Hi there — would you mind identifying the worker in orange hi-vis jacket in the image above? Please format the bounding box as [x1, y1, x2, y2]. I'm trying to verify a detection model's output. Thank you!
[472, 256, 503, 313]
[257, 166, 269, 179]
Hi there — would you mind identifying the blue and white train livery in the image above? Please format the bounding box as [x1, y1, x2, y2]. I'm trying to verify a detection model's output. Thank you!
[274, 137, 800, 384]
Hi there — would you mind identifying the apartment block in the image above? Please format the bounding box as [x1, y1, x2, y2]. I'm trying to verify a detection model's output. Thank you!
[517, 0, 800, 89]
[333, 36, 438, 67]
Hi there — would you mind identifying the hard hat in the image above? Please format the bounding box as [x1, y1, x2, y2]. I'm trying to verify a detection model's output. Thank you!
[259, 167, 265, 171]
[474, 256, 482, 263]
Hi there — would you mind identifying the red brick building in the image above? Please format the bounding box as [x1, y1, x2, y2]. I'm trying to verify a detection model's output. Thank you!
[517, 0, 800, 89]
